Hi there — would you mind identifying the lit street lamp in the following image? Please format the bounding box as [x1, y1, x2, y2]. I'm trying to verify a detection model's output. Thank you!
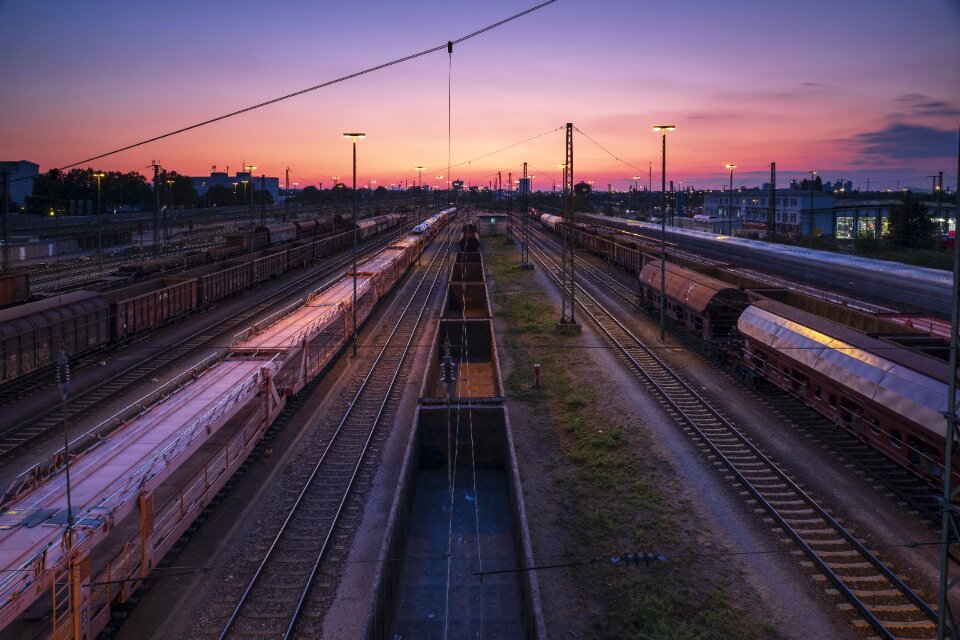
[343, 133, 366, 356]
[653, 124, 676, 342]
[632, 175, 641, 211]
[725, 164, 737, 235]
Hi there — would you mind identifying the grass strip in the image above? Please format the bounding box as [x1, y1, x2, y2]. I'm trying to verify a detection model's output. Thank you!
[487, 235, 777, 639]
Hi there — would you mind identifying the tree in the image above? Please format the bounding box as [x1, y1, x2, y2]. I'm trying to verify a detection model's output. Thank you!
[886, 192, 934, 250]
[296, 185, 322, 204]
[159, 171, 198, 208]
[205, 185, 235, 207]
[25, 168, 152, 215]
[251, 188, 274, 205]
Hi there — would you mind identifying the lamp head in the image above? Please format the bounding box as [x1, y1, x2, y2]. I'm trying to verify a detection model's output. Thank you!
[652, 125, 676, 132]
[725, 164, 737, 170]
[343, 133, 366, 140]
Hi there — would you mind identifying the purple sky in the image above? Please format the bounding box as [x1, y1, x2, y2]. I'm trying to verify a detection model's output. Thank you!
[1, 0, 958, 191]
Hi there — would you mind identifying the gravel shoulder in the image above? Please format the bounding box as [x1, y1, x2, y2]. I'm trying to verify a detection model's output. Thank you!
[486, 234, 849, 639]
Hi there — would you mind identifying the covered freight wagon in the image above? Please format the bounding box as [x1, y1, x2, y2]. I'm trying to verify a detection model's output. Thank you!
[0, 290, 110, 384]
[106, 277, 199, 340]
[0, 273, 29, 308]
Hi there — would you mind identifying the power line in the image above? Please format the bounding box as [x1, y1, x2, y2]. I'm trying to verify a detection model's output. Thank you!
[572, 125, 651, 177]
[39, 1, 559, 177]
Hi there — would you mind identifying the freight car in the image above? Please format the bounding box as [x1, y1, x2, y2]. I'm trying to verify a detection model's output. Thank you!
[0, 215, 403, 389]
[0, 207, 455, 640]
[637, 257, 957, 486]
[0, 291, 111, 384]
[578, 211, 952, 319]
[739, 298, 954, 483]
[458, 223, 480, 252]
[118, 252, 207, 278]
[0, 273, 29, 308]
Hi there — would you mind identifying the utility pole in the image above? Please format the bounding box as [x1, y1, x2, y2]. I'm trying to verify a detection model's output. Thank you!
[768, 162, 777, 240]
[939, 171, 945, 233]
[557, 123, 580, 334]
[260, 174, 266, 228]
[937, 127, 960, 640]
[150, 161, 161, 257]
[521, 161, 532, 270]
[648, 162, 652, 214]
[1, 169, 9, 272]
[284, 167, 289, 221]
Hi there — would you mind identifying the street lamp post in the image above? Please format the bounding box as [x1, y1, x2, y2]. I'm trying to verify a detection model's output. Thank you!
[414, 166, 425, 226]
[165, 178, 174, 247]
[808, 170, 817, 237]
[244, 165, 257, 228]
[332, 177, 340, 232]
[632, 176, 641, 212]
[725, 164, 737, 235]
[56, 351, 74, 543]
[94, 172, 105, 271]
[343, 133, 366, 356]
[653, 125, 676, 342]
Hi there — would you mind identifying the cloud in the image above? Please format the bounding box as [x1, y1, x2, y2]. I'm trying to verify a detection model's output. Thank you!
[800, 81, 838, 90]
[894, 93, 928, 103]
[890, 93, 960, 117]
[854, 122, 956, 159]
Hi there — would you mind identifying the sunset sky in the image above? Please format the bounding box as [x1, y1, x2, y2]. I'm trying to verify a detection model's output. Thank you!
[1, 0, 958, 192]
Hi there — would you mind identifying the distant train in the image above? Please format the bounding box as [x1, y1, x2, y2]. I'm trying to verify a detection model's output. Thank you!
[0, 213, 405, 387]
[574, 211, 951, 319]
[532, 209, 956, 486]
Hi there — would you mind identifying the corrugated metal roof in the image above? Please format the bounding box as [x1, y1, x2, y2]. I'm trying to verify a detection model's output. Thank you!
[639, 261, 748, 314]
[0, 290, 103, 323]
[750, 298, 951, 383]
[739, 301, 954, 438]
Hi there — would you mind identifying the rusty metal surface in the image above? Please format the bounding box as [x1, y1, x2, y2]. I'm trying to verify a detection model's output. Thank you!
[639, 261, 748, 315]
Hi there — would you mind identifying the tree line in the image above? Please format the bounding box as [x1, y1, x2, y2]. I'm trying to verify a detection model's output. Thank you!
[24, 168, 274, 215]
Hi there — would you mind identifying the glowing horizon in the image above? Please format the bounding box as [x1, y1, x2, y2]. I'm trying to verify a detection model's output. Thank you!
[1, 0, 957, 193]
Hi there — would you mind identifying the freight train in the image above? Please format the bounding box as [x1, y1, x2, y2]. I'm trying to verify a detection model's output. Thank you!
[0, 213, 404, 387]
[532, 210, 956, 486]
[0, 209, 456, 640]
[573, 211, 952, 319]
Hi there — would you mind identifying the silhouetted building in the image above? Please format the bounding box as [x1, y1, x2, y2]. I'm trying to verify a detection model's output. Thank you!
[0, 160, 39, 208]
[191, 170, 280, 202]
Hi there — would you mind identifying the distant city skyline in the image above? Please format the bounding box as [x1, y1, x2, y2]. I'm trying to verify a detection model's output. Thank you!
[1, 0, 957, 192]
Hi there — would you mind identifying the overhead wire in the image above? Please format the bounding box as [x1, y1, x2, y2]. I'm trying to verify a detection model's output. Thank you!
[37, 0, 559, 177]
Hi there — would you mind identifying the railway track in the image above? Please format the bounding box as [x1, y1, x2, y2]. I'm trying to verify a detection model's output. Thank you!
[215, 228, 453, 640]
[528, 233, 939, 639]
[532, 222, 955, 532]
[0, 227, 412, 463]
[28, 234, 226, 291]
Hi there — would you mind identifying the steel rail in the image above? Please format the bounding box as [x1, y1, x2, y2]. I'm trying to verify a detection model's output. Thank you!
[218, 227, 454, 640]
[0, 225, 411, 462]
[528, 234, 937, 639]
[530, 218, 955, 532]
